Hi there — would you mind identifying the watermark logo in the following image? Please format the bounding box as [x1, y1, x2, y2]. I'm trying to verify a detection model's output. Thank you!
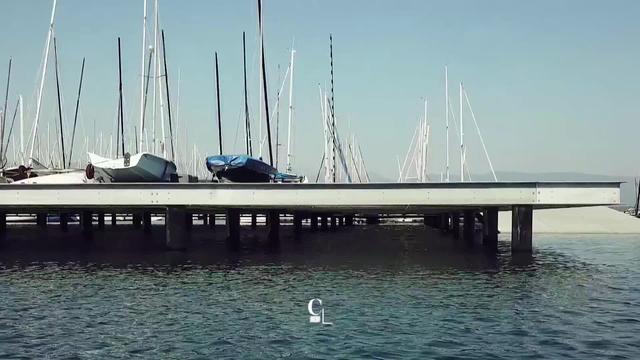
[308, 298, 333, 325]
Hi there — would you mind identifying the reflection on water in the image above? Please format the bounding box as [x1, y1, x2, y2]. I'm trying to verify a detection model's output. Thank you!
[0, 225, 639, 359]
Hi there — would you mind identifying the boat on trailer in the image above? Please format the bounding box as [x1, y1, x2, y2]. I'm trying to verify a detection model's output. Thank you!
[88, 152, 177, 182]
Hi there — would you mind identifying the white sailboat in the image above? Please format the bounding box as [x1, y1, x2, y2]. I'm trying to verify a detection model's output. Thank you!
[88, 152, 176, 182]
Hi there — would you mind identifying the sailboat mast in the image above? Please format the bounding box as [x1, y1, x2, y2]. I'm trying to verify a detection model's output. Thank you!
[19, 94, 23, 163]
[286, 46, 295, 173]
[53, 37, 65, 169]
[459, 82, 463, 182]
[445, 65, 449, 182]
[151, 0, 159, 154]
[139, 0, 147, 151]
[242, 31, 252, 156]
[161, 29, 175, 161]
[257, 1, 263, 159]
[68, 57, 85, 168]
[258, 0, 274, 166]
[215, 51, 223, 155]
[117, 37, 125, 157]
[29, 0, 57, 165]
[1, 57, 11, 165]
[329, 34, 336, 182]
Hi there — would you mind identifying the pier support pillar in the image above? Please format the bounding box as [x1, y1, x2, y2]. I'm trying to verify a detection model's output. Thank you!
[338, 217, 344, 226]
[36, 213, 47, 228]
[0, 211, 5, 233]
[226, 209, 240, 249]
[463, 210, 475, 245]
[484, 208, 499, 250]
[185, 212, 193, 231]
[201, 213, 208, 226]
[166, 207, 187, 250]
[59, 213, 69, 231]
[320, 216, 328, 231]
[293, 212, 303, 236]
[111, 213, 117, 226]
[143, 212, 152, 233]
[451, 213, 461, 238]
[81, 211, 92, 234]
[251, 213, 257, 229]
[511, 206, 533, 253]
[267, 210, 280, 246]
[132, 213, 142, 228]
[366, 216, 380, 225]
[310, 215, 318, 231]
[330, 216, 337, 230]
[97, 212, 105, 230]
[209, 213, 216, 229]
[345, 215, 354, 226]
[439, 213, 450, 231]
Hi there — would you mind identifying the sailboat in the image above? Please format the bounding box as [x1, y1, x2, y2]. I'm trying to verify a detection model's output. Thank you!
[90, 33, 177, 183]
[88, 152, 176, 182]
[206, 1, 305, 183]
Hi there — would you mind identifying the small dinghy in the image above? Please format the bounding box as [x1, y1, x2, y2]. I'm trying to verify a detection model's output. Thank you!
[88, 152, 177, 182]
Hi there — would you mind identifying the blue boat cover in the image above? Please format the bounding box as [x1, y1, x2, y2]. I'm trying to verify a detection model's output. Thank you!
[205, 155, 278, 182]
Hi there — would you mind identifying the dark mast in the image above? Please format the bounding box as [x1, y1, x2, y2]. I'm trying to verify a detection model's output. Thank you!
[215, 51, 222, 155]
[117, 37, 125, 157]
[53, 37, 66, 169]
[242, 31, 252, 156]
[329, 34, 336, 182]
[0, 57, 11, 164]
[161, 29, 175, 161]
[68, 57, 85, 168]
[258, 0, 274, 166]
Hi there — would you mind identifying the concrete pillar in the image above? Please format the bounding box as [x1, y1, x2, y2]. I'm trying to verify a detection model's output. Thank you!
[451, 212, 461, 238]
[166, 207, 187, 250]
[320, 216, 328, 230]
[111, 213, 117, 226]
[97, 212, 105, 230]
[58, 213, 68, 231]
[185, 212, 193, 231]
[338, 217, 344, 226]
[267, 210, 280, 246]
[226, 209, 240, 248]
[36, 213, 47, 228]
[310, 215, 318, 231]
[484, 208, 499, 250]
[511, 205, 533, 253]
[330, 216, 337, 230]
[209, 213, 216, 229]
[463, 210, 475, 244]
[201, 213, 208, 226]
[0, 211, 6, 233]
[345, 215, 354, 226]
[132, 213, 142, 228]
[440, 213, 450, 231]
[251, 213, 257, 229]
[365, 216, 380, 225]
[293, 212, 303, 235]
[143, 211, 152, 233]
[81, 211, 92, 233]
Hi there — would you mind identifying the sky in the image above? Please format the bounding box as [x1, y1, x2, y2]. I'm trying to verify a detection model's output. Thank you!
[0, 0, 639, 179]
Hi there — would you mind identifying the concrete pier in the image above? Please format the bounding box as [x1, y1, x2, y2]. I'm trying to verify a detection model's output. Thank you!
[484, 208, 499, 250]
[166, 207, 187, 250]
[81, 211, 92, 234]
[267, 210, 280, 246]
[310, 215, 318, 231]
[511, 205, 533, 252]
[0, 181, 621, 254]
[463, 210, 475, 244]
[143, 212, 152, 233]
[293, 212, 303, 236]
[226, 209, 240, 248]
[97, 212, 105, 229]
[60, 213, 69, 231]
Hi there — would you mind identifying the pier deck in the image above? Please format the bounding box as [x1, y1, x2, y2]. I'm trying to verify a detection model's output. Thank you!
[0, 181, 622, 253]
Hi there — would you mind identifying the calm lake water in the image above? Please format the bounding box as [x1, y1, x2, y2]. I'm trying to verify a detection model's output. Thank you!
[0, 225, 639, 359]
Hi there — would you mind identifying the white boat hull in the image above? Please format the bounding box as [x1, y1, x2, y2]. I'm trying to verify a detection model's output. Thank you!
[88, 152, 177, 182]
